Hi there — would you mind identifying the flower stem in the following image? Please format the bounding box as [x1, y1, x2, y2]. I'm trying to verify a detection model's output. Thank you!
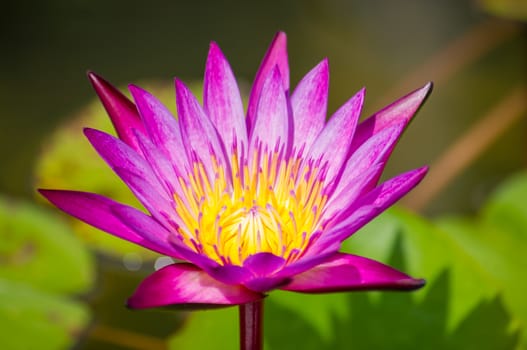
[239, 300, 264, 350]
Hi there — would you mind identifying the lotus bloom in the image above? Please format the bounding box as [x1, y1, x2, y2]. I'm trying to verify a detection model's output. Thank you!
[40, 32, 431, 309]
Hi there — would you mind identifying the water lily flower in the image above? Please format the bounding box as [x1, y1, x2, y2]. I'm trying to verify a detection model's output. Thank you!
[40, 32, 431, 310]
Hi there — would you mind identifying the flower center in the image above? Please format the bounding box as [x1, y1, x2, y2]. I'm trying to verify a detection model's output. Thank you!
[172, 146, 329, 266]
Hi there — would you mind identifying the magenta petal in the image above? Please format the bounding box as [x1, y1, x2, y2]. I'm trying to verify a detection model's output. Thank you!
[109, 204, 175, 253]
[290, 59, 329, 152]
[87, 72, 145, 151]
[307, 88, 364, 183]
[320, 166, 429, 246]
[351, 82, 432, 152]
[168, 236, 221, 269]
[175, 79, 228, 174]
[282, 253, 424, 293]
[244, 276, 292, 293]
[83, 128, 166, 195]
[206, 264, 254, 285]
[332, 123, 405, 199]
[204, 42, 247, 153]
[322, 162, 384, 220]
[38, 190, 175, 256]
[249, 66, 291, 155]
[113, 167, 174, 224]
[128, 84, 189, 175]
[247, 32, 289, 133]
[276, 239, 341, 278]
[127, 263, 264, 309]
[133, 130, 179, 196]
[243, 253, 286, 276]
[83, 128, 174, 223]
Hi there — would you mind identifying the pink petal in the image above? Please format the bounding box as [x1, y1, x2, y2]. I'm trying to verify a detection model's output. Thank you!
[247, 32, 289, 134]
[166, 236, 254, 286]
[306, 88, 364, 183]
[128, 84, 189, 175]
[332, 123, 405, 199]
[282, 253, 424, 293]
[204, 42, 247, 154]
[275, 239, 341, 279]
[133, 130, 180, 196]
[87, 72, 146, 151]
[38, 190, 175, 256]
[249, 66, 291, 156]
[243, 276, 292, 293]
[127, 263, 264, 309]
[243, 252, 286, 276]
[290, 59, 329, 152]
[175, 79, 228, 176]
[351, 82, 432, 152]
[319, 166, 428, 247]
[322, 162, 384, 220]
[83, 128, 173, 219]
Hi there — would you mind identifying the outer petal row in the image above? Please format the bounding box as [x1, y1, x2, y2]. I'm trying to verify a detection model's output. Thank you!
[351, 82, 433, 153]
[127, 263, 264, 309]
[87, 72, 146, 151]
[282, 253, 424, 293]
[38, 189, 178, 257]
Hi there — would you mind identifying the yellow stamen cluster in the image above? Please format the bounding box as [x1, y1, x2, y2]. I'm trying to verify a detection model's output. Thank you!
[173, 146, 329, 266]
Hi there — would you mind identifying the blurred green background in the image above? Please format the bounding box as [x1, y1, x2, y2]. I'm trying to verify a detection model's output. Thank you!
[1, 0, 526, 349]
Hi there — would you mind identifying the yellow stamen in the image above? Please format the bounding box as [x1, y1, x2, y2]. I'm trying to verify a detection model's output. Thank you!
[174, 148, 328, 266]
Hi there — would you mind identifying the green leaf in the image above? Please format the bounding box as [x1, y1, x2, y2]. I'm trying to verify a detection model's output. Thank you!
[341, 208, 498, 329]
[0, 196, 93, 294]
[436, 217, 527, 331]
[168, 308, 238, 350]
[0, 196, 93, 349]
[483, 172, 527, 239]
[265, 219, 518, 349]
[0, 280, 89, 350]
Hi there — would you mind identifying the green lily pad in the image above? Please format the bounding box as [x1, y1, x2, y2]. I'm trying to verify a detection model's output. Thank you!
[482, 172, 527, 239]
[0, 195, 93, 293]
[0, 280, 90, 350]
[0, 196, 93, 349]
[342, 208, 499, 329]
[168, 308, 238, 349]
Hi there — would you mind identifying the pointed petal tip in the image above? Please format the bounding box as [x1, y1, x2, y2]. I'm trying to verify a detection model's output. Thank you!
[37, 188, 55, 202]
[127, 83, 148, 99]
[174, 78, 185, 91]
[207, 41, 224, 61]
[82, 127, 98, 139]
[356, 86, 367, 101]
[273, 31, 287, 43]
[208, 40, 221, 53]
[415, 165, 430, 180]
[86, 71, 112, 92]
[86, 70, 97, 80]
[418, 81, 434, 100]
[398, 277, 426, 290]
[38, 188, 65, 201]
[86, 70, 102, 82]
